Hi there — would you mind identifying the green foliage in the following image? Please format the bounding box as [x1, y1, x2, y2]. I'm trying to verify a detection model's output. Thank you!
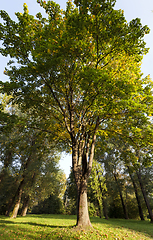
[88, 202, 99, 217]
[64, 198, 77, 215]
[88, 159, 106, 217]
[89, 160, 106, 196]
[0, 0, 152, 141]
[0, 174, 18, 215]
[0, 103, 66, 216]
[31, 194, 64, 214]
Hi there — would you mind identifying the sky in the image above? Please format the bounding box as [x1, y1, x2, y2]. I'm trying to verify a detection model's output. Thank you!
[0, 0, 153, 178]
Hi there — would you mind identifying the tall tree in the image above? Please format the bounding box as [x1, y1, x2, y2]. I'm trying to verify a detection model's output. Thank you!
[89, 159, 107, 219]
[0, 0, 152, 227]
[127, 165, 145, 221]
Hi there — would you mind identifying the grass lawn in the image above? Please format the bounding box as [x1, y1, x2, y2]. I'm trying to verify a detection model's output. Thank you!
[0, 214, 153, 239]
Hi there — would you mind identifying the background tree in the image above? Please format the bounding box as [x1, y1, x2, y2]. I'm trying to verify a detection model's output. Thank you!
[0, 96, 66, 217]
[94, 126, 153, 221]
[88, 159, 107, 219]
[64, 168, 77, 215]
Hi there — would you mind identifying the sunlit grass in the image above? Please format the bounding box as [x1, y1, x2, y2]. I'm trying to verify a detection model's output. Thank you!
[0, 214, 153, 239]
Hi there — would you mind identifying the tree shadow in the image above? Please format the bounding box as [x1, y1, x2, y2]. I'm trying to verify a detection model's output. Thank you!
[27, 214, 76, 219]
[0, 219, 15, 225]
[22, 221, 75, 229]
[0, 218, 74, 229]
[90, 217, 153, 239]
[0, 215, 152, 239]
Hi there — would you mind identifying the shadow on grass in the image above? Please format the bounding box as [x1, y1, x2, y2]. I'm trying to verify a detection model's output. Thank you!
[21, 221, 75, 229]
[0, 217, 75, 230]
[27, 214, 76, 219]
[90, 217, 153, 239]
[0, 219, 16, 225]
[0, 215, 153, 239]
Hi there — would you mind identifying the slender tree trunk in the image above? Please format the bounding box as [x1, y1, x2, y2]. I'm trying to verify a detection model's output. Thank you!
[102, 193, 109, 220]
[10, 188, 23, 219]
[5, 179, 21, 217]
[98, 203, 103, 219]
[21, 195, 30, 216]
[20, 172, 36, 217]
[136, 169, 153, 222]
[5, 173, 26, 217]
[6, 149, 34, 217]
[97, 173, 108, 220]
[127, 166, 144, 221]
[114, 173, 129, 219]
[9, 177, 26, 218]
[5, 181, 24, 217]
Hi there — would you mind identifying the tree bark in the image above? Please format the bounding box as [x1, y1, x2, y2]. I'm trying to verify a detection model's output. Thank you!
[76, 178, 92, 227]
[136, 168, 153, 222]
[127, 166, 144, 221]
[6, 142, 35, 217]
[72, 140, 92, 227]
[5, 176, 25, 217]
[20, 172, 36, 216]
[10, 188, 23, 219]
[71, 116, 99, 227]
[114, 173, 129, 219]
[21, 195, 30, 216]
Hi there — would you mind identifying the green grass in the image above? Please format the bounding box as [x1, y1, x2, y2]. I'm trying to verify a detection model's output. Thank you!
[0, 214, 153, 239]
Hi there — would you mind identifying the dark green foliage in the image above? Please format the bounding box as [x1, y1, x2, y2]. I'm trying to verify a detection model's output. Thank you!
[31, 194, 64, 214]
[0, 173, 18, 215]
[88, 202, 100, 217]
[108, 194, 140, 219]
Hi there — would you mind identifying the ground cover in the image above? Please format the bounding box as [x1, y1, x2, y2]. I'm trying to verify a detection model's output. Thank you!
[0, 214, 153, 239]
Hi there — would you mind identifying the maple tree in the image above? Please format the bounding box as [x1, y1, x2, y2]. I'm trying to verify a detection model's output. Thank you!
[0, 0, 153, 227]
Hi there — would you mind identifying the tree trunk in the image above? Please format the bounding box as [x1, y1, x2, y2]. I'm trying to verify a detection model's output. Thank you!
[6, 151, 34, 217]
[10, 189, 22, 218]
[72, 142, 92, 227]
[5, 200, 13, 217]
[21, 195, 30, 216]
[127, 167, 144, 221]
[136, 169, 153, 222]
[6, 177, 25, 217]
[20, 172, 36, 217]
[102, 193, 109, 220]
[76, 178, 92, 227]
[114, 173, 129, 219]
[97, 174, 108, 220]
[71, 118, 99, 227]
